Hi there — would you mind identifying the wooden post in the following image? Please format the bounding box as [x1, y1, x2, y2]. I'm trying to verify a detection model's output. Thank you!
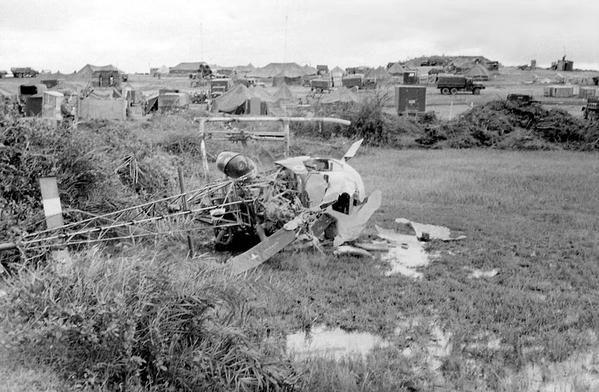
[199, 119, 210, 179]
[178, 167, 194, 258]
[39, 177, 71, 267]
[282, 119, 290, 157]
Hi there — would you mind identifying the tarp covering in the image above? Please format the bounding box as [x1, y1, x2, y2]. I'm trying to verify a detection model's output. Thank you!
[79, 97, 127, 120]
[320, 87, 359, 104]
[50, 80, 87, 95]
[0, 86, 17, 102]
[273, 83, 296, 102]
[42, 91, 64, 120]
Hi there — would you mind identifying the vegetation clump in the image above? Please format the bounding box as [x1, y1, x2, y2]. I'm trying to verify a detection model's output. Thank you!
[2, 252, 298, 391]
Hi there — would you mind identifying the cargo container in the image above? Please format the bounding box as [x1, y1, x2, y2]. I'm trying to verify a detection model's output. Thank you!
[395, 86, 426, 115]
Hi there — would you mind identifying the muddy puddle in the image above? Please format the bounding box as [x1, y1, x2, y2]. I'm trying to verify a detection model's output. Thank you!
[286, 324, 390, 361]
[372, 219, 467, 278]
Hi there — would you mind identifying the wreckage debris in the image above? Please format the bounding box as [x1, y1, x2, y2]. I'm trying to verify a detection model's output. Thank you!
[395, 218, 466, 241]
[367, 219, 466, 278]
[333, 245, 373, 258]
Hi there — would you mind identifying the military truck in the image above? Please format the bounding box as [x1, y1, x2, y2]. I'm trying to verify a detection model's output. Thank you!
[507, 94, 540, 106]
[209, 78, 233, 98]
[11, 67, 39, 78]
[436, 75, 484, 95]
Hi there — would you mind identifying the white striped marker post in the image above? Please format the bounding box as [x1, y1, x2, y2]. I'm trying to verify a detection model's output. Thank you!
[39, 177, 71, 266]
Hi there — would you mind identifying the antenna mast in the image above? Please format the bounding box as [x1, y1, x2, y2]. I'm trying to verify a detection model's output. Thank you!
[284, 15, 288, 62]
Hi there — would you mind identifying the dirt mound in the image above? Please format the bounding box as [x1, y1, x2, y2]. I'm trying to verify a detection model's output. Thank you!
[417, 100, 599, 150]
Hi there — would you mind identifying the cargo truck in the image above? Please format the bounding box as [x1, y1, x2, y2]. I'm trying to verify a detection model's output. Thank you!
[436, 75, 484, 95]
[11, 67, 39, 78]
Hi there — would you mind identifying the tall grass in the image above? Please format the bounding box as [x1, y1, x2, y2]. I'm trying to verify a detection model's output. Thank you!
[2, 248, 298, 391]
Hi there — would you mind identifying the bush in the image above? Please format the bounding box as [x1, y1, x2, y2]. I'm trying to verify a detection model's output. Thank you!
[0, 116, 179, 263]
[2, 251, 298, 391]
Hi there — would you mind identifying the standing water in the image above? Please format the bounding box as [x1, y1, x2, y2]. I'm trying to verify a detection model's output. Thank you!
[286, 325, 389, 361]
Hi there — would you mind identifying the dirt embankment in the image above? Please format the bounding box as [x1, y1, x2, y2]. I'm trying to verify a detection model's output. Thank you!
[414, 100, 599, 150]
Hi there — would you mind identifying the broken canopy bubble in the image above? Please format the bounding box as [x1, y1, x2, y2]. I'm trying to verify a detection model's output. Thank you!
[333, 245, 373, 258]
[327, 190, 382, 247]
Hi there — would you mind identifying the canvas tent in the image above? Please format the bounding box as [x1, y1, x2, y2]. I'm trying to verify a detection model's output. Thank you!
[303, 65, 318, 76]
[464, 64, 491, 81]
[365, 66, 391, 81]
[273, 83, 296, 103]
[169, 62, 211, 76]
[211, 84, 269, 115]
[154, 65, 169, 76]
[272, 67, 305, 86]
[250, 85, 277, 103]
[364, 66, 391, 88]
[68, 64, 122, 82]
[320, 87, 359, 104]
[247, 63, 307, 79]
[387, 62, 410, 76]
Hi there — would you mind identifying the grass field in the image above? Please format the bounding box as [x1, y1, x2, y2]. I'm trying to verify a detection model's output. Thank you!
[239, 148, 599, 390]
[4, 147, 599, 390]
[1, 64, 599, 390]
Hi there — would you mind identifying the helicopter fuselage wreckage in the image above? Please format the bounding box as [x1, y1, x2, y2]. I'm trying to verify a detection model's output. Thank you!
[1, 138, 381, 275]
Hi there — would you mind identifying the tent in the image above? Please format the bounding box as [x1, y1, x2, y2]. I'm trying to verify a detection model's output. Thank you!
[387, 62, 410, 76]
[155, 65, 170, 76]
[212, 83, 269, 114]
[365, 66, 391, 81]
[250, 85, 277, 103]
[303, 65, 318, 76]
[272, 67, 305, 86]
[464, 64, 491, 81]
[169, 62, 210, 75]
[68, 64, 122, 82]
[247, 63, 307, 79]
[273, 83, 296, 103]
[320, 87, 359, 104]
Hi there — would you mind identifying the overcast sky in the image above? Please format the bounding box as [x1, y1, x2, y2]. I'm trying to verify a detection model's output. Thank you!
[1, 0, 597, 74]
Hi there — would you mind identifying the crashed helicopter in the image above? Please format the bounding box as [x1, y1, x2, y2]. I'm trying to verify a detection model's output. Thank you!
[0, 139, 381, 274]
